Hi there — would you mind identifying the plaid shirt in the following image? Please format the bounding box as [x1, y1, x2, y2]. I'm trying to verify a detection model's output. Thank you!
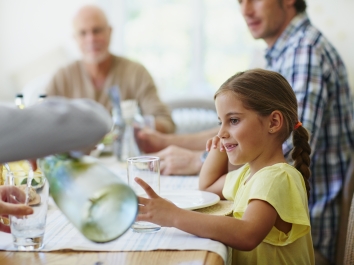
[265, 13, 354, 263]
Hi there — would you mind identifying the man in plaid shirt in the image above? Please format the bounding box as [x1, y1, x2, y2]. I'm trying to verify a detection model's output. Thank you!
[240, 0, 354, 263]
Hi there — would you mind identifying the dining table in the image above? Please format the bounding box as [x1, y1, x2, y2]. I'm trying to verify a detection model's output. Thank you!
[0, 156, 231, 265]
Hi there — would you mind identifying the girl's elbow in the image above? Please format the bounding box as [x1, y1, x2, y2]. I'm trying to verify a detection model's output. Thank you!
[198, 184, 220, 196]
[198, 183, 208, 191]
[198, 178, 213, 191]
[241, 239, 260, 251]
[230, 235, 262, 251]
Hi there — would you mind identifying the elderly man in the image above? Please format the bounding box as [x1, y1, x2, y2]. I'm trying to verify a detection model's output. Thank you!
[45, 5, 175, 134]
[138, 1, 354, 264]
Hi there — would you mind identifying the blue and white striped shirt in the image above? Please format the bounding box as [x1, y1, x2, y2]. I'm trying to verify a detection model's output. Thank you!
[265, 12, 354, 263]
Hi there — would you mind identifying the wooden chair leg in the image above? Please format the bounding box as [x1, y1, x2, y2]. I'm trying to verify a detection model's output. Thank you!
[314, 250, 330, 265]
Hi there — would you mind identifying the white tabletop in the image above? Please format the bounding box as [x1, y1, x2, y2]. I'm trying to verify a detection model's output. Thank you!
[0, 156, 229, 265]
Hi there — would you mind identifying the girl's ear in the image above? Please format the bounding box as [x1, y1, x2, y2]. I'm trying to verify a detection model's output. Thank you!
[284, 0, 296, 8]
[268, 110, 283, 133]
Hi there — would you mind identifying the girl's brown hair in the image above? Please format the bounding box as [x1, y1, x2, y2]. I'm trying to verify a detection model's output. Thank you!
[215, 68, 311, 198]
[294, 0, 307, 13]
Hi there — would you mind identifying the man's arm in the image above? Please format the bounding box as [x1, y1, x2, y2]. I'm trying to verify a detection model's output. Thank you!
[150, 146, 204, 176]
[138, 127, 219, 153]
[133, 64, 176, 134]
[168, 127, 220, 150]
[280, 47, 326, 159]
[0, 97, 112, 163]
[45, 67, 67, 98]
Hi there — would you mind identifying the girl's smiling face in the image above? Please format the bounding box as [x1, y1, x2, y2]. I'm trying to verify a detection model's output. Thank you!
[215, 91, 271, 166]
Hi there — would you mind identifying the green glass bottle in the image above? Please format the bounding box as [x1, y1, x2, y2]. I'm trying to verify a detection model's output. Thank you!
[38, 155, 138, 243]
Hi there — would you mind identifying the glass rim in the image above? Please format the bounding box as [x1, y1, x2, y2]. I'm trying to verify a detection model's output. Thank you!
[5, 171, 43, 175]
[126, 156, 160, 163]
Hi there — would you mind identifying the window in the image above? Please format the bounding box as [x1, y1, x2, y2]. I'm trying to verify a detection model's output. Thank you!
[101, 0, 266, 99]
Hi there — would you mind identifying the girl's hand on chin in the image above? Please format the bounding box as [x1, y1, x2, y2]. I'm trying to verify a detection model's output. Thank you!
[206, 135, 224, 152]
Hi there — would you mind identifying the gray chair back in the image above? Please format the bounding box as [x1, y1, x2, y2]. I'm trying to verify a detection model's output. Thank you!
[336, 154, 354, 265]
[344, 196, 354, 264]
[165, 97, 218, 134]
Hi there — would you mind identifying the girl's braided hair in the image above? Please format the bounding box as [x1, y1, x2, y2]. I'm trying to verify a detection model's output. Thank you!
[215, 68, 311, 198]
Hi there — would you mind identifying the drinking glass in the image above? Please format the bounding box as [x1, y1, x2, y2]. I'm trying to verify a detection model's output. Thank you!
[6, 169, 49, 250]
[143, 115, 155, 130]
[127, 156, 161, 233]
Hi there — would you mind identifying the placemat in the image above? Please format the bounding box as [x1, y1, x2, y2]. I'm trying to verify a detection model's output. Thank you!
[194, 200, 234, 216]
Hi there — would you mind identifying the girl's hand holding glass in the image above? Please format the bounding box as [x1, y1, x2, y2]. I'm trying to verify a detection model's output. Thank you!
[134, 177, 181, 227]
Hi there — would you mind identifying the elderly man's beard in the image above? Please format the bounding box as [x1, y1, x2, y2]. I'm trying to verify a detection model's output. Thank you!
[83, 50, 110, 64]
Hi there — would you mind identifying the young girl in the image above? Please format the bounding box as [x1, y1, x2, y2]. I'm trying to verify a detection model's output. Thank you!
[135, 69, 315, 264]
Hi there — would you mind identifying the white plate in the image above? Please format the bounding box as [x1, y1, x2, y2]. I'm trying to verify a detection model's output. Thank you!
[160, 190, 220, 210]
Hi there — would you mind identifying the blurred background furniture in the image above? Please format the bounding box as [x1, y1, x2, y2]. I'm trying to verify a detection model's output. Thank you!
[165, 97, 218, 134]
[336, 153, 354, 265]
[344, 195, 354, 264]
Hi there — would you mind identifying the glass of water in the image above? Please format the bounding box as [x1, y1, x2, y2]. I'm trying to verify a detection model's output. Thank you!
[6, 169, 49, 250]
[127, 156, 161, 233]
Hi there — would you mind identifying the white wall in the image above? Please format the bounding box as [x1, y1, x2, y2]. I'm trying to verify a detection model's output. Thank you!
[307, 0, 354, 91]
[0, 0, 353, 103]
[0, 0, 96, 102]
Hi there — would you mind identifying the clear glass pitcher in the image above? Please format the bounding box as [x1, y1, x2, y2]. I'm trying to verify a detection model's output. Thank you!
[38, 155, 138, 243]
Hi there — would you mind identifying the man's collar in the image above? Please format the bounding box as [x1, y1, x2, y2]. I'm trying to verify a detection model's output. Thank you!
[265, 12, 310, 63]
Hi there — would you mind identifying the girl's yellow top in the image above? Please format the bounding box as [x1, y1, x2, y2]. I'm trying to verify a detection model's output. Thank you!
[223, 163, 315, 265]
